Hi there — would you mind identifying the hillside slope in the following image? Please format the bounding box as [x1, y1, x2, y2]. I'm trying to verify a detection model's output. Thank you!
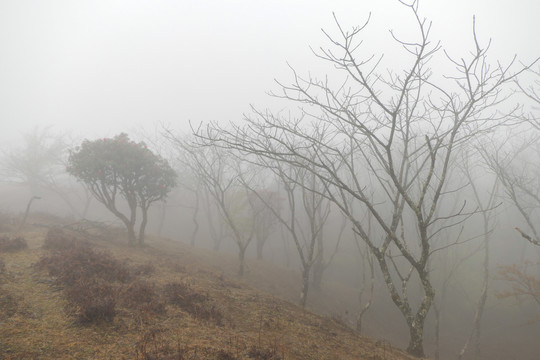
[0, 216, 419, 360]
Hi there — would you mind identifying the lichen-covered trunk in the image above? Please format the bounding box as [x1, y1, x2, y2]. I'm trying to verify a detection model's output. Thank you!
[407, 273, 435, 358]
[374, 248, 433, 358]
[407, 320, 425, 358]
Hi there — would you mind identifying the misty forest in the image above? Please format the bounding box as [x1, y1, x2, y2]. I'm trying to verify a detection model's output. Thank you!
[1, 1, 539, 359]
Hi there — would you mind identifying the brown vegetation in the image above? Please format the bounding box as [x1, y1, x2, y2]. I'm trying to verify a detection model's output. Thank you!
[0, 235, 28, 252]
[0, 218, 418, 360]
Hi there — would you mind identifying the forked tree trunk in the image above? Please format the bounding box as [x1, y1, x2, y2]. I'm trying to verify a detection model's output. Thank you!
[138, 205, 149, 246]
[374, 248, 434, 358]
[237, 245, 247, 276]
[300, 265, 311, 308]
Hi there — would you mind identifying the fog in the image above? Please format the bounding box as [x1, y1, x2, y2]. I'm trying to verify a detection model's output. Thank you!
[1, 0, 539, 144]
[1, 1, 539, 359]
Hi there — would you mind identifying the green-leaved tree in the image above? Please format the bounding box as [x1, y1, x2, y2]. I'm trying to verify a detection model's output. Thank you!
[67, 133, 177, 245]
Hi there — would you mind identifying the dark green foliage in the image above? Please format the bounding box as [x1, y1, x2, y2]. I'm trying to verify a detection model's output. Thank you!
[67, 134, 177, 200]
[66, 133, 177, 245]
[0, 235, 28, 252]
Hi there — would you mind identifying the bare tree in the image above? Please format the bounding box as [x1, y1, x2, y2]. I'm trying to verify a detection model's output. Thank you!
[196, 1, 532, 355]
[353, 211, 375, 334]
[497, 262, 540, 306]
[483, 137, 540, 246]
[246, 186, 280, 260]
[484, 65, 540, 247]
[457, 155, 498, 360]
[311, 208, 345, 290]
[515, 65, 540, 130]
[174, 138, 255, 276]
[240, 156, 329, 307]
[1, 127, 92, 218]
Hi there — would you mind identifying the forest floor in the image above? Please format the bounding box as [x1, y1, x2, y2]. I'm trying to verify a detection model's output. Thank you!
[0, 213, 422, 360]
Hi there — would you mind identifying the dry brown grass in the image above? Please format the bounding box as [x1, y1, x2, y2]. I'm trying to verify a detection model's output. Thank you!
[0, 218, 421, 360]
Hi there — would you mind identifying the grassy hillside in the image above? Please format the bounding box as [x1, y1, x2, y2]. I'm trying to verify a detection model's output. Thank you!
[0, 214, 419, 360]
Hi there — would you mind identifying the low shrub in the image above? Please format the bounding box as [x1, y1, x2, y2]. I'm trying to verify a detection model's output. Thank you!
[65, 277, 117, 323]
[247, 346, 282, 360]
[121, 280, 166, 314]
[216, 350, 237, 360]
[43, 227, 85, 250]
[131, 262, 156, 276]
[36, 245, 135, 324]
[135, 326, 193, 360]
[164, 282, 222, 325]
[0, 291, 18, 319]
[0, 236, 28, 252]
[0, 258, 5, 276]
[163, 282, 207, 307]
[35, 246, 132, 286]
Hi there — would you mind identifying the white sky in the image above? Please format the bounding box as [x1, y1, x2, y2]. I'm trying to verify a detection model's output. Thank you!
[0, 0, 538, 147]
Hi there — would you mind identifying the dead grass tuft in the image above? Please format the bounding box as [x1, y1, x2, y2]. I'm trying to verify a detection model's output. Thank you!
[65, 277, 117, 323]
[121, 280, 166, 315]
[43, 226, 86, 250]
[164, 282, 223, 326]
[35, 245, 132, 286]
[0, 257, 5, 276]
[246, 345, 282, 360]
[0, 290, 19, 319]
[132, 262, 157, 276]
[0, 235, 28, 252]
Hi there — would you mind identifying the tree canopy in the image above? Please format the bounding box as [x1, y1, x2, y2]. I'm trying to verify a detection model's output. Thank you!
[67, 133, 177, 245]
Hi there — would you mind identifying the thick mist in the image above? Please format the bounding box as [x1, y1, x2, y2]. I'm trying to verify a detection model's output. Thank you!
[1, 1, 539, 359]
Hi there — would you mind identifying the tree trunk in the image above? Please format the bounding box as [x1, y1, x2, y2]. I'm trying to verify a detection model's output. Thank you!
[190, 203, 199, 247]
[126, 222, 137, 246]
[238, 246, 246, 276]
[312, 231, 325, 289]
[406, 320, 426, 358]
[256, 236, 264, 260]
[157, 201, 166, 237]
[138, 205, 149, 246]
[312, 260, 324, 289]
[18, 196, 40, 232]
[300, 265, 311, 308]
